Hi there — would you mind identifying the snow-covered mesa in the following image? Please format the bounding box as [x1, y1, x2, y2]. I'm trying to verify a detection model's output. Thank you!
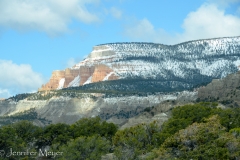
[72, 36, 240, 83]
[51, 36, 240, 91]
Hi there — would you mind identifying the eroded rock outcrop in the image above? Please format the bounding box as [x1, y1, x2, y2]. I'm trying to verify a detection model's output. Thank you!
[198, 71, 240, 107]
[91, 64, 118, 83]
[0, 91, 197, 126]
[39, 45, 119, 91]
[39, 70, 65, 91]
[39, 69, 80, 91]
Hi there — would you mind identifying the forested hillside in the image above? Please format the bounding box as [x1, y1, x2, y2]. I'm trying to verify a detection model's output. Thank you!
[0, 102, 239, 159]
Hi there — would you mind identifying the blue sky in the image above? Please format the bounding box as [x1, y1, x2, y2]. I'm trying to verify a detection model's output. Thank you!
[0, 0, 240, 98]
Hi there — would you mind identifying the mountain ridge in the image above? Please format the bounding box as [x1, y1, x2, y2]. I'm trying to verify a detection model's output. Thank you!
[39, 36, 240, 92]
[96, 35, 240, 46]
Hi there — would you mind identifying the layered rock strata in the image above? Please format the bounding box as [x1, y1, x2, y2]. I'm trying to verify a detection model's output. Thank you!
[39, 45, 119, 91]
[0, 91, 197, 126]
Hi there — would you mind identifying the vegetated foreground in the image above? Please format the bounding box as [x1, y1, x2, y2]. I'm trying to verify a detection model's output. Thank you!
[0, 102, 239, 160]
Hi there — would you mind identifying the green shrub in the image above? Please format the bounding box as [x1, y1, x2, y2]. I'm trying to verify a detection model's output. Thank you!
[156, 115, 240, 160]
[113, 122, 161, 159]
[57, 135, 111, 160]
[70, 117, 118, 140]
[230, 128, 240, 138]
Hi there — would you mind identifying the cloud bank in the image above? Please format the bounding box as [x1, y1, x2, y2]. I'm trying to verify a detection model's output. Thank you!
[0, 0, 100, 35]
[0, 60, 45, 98]
[179, 3, 240, 42]
[124, 2, 240, 44]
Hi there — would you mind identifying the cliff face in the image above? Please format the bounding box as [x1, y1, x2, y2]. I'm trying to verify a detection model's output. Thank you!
[39, 36, 240, 91]
[39, 69, 80, 91]
[39, 65, 118, 91]
[39, 45, 119, 91]
[91, 64, 118, 83]
[0, 91, 197, 126]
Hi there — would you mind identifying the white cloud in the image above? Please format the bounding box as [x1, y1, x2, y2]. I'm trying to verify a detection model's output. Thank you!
[0, 60, 45, 98]
[109, 7, 122, 19]
[179, 3, 240, 42]
[0, 0, 99, 35]
[124, 18, 177, 44]
[125, 18, 154, 39]
[124, 3, 240, 44]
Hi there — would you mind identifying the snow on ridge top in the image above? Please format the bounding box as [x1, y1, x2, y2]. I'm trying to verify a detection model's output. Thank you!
[75, 36, 240, 67]
[88, 45, 116, 59]
[96, 36, 240, 48]
[173, 36, 240, 46]
[74, 36, 240, 76]
[74, 36, 240, 69]
[91, 36, 240, 58]
[92, 37, 238, 55]
[96, 42, 161, 46]
[91, 45, 112, 53]
[95, 42, 167, 53]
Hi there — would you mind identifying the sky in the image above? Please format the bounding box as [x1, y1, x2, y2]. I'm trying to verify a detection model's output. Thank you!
[0, 0, 240, 98]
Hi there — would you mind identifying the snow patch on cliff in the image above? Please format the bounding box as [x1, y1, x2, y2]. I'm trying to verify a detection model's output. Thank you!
[57, 78, 65, 89]
[83, 76, 92, 85]
[68, 75, 80, 87]
[103, 72, 114, 81]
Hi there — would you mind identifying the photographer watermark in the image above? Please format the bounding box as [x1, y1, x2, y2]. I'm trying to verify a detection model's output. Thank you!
[0, 148, 63, 158]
